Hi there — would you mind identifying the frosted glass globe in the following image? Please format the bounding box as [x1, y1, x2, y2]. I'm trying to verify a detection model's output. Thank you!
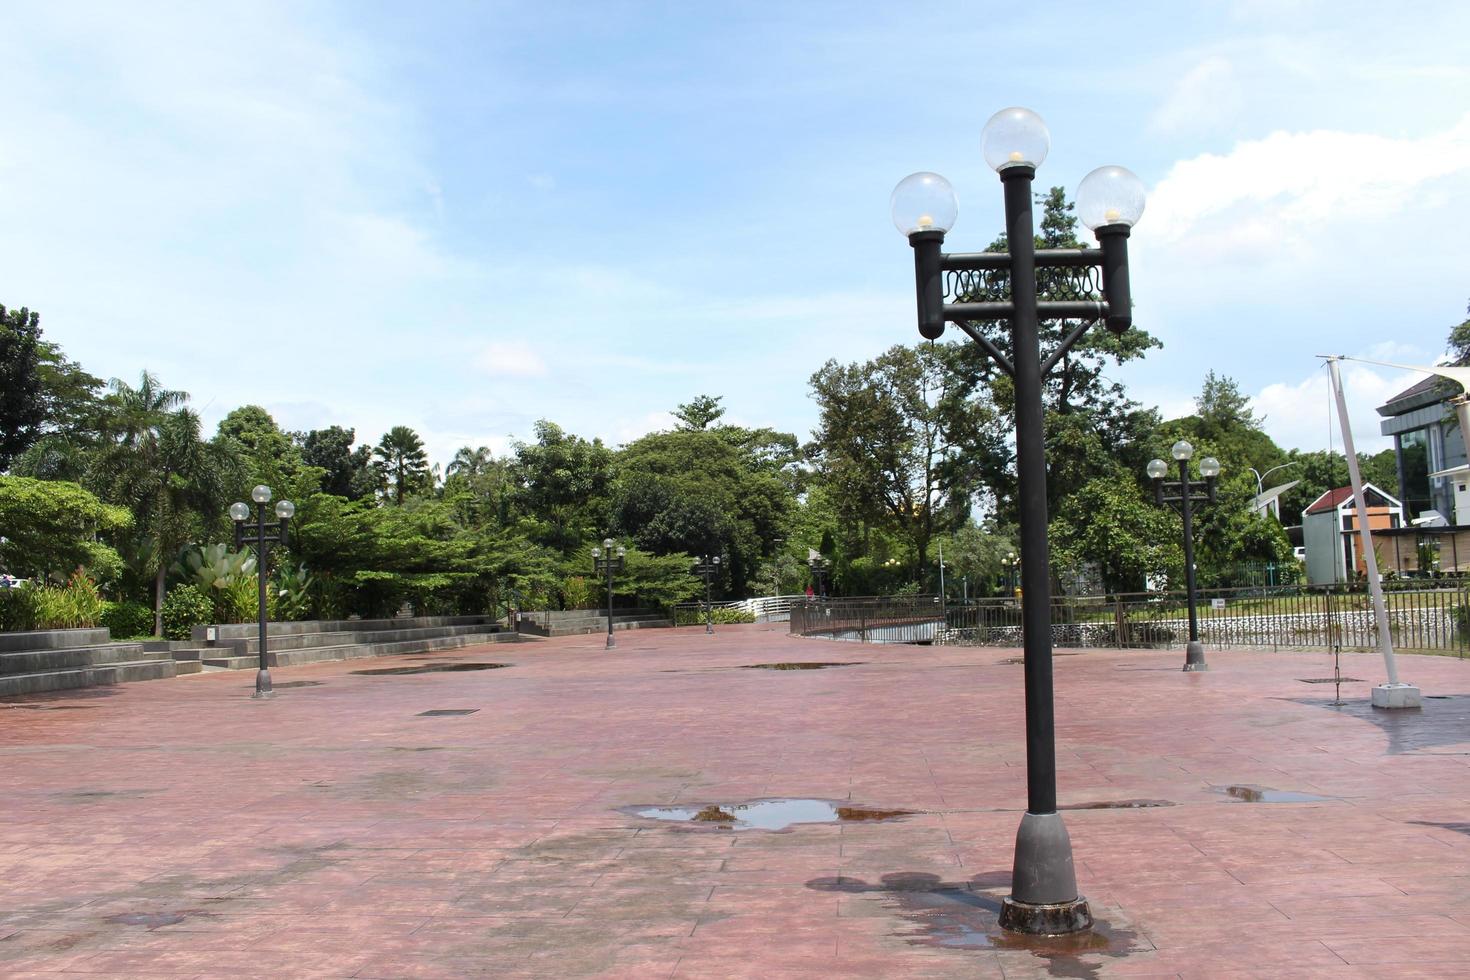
[1146, 459, 1169, 480]
[981, 107, 1050, 171]
[1076, 165, 1146, 229]
[890, 172, 957, 236]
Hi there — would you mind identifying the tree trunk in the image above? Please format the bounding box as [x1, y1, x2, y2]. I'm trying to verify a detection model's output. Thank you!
[154, 562, 166, 636]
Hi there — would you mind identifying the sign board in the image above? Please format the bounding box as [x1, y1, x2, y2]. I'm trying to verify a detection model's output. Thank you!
[1210, 598, 1226, 611]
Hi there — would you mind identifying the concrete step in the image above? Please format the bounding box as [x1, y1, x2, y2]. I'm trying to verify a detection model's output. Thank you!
[521, 616, 673, 638]
[0, 643, 149, 676]
[210, 623, 510, 658]
[195, 615, 498, 644]
[202, 630, 524, 670]
[0, 658, 176, 698]
[0, 629, 113, 653]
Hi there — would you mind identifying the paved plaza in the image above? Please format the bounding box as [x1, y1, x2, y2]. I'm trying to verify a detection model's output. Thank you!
[3, 624, 1470, 978]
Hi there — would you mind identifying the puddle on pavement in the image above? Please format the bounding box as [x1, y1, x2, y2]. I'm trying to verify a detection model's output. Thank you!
[1298, 677, 1364, 684]
[351, 662, 509, 675]
[740, 662, 863, 670]
[272, 680, 323, 688]
[1409, 820, 1470, 836]
[1211, 784, 1336, 803]
[807, 872, 1148, 972]
[1061, 799, 1176, 810]
[2, 703, 96, 710]
[627, 798, 913, 831]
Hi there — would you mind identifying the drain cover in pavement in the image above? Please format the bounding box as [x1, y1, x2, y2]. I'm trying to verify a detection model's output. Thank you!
[418, 709, 480, 716]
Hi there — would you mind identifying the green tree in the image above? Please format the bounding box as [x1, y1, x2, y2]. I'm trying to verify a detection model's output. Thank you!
[0, 476, 131, 581]
[673, 394, 726, 431]
[808, 342, 1000, 574]
[373, 426, 431, 505]
[443, 446, 510, 529]
[508, 421, 614, 554]
[92, 372, 241, 633]
[1447, 297, 1470, 365]
[0, 304, 46, 469]
[299, 426, 375, 500]
[217, 405, 318, 502]
[1050, 474, 1181, 594]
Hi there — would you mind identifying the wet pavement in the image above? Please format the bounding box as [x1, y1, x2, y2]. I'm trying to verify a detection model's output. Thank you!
[1, 626, 1469, 976]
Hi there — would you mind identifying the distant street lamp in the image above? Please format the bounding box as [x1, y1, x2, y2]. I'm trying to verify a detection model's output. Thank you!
[1001, 551, 1020, 595]
[693, 555, 721, 634]
[230, 485, 293, 699]
[1147, 441, 1220, 671]
[808, 555, 830, 597]
[893, 106, 1142, 934]
[1248, 462, 1298, 520]
[591, 538, 626, 650]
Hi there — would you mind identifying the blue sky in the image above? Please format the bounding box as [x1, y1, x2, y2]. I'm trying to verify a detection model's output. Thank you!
[3, 0, 1469, 466]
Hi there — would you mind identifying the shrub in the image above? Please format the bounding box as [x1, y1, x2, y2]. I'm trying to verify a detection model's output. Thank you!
[673, 606, 757, 626]
[561, 575, 594, 610]
[101, 600, 154, 639]
[161, 584, 214, 641]
[33, 572, 105, 629]
[0, 586, 40, 632]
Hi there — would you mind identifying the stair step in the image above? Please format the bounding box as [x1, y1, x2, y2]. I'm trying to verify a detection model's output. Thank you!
[0, 658, 176, 697]
[201, 630, 522, 670]
[0, 644, 149, 677]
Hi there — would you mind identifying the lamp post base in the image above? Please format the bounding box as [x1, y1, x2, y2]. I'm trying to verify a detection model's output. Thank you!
[705, 623, 714, 635]
[999, 895, 1093, 935]
[1182, 641, 1208, 672]
[1371, 683, 1421, 709]
[1003, 811, 1090, 934]
[252, 669, 274, 699]
[605, 635, 616, 650]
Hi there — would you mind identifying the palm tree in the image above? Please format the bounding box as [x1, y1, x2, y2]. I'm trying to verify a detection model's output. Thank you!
[447, 445, 494, 479]
[93, 373, 239, 633]
[373, 426, 431, 505]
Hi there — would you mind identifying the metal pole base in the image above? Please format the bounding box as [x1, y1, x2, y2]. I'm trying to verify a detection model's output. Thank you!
[1182, 640, 1208, 672]
[605, 635, 616, 650]
[252, 669, 274, 699]
[999, 895, 1093, 936]
[705, 624, 714, 635]
[1370, 683, 1422, 709]
[1003, 810, 1089, 935]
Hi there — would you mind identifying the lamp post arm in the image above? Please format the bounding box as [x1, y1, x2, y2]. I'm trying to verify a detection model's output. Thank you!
[954, 321, 1015, 378]
[1039, 320, 1094, 378]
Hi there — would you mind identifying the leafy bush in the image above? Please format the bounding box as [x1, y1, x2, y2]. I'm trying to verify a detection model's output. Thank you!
[220, 576, 259, 623]
[161, 584, 214, 641]
[101, 600, 154, 639]
[673, 606, 756, 626]
[561, 575, 594, 610]
[272, 561, 314, 621]
[0, 586, 40, 632]
[33, 572, 105, 629]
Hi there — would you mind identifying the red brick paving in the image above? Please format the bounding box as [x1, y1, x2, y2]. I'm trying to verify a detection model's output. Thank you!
[2, 624, 1469, 977]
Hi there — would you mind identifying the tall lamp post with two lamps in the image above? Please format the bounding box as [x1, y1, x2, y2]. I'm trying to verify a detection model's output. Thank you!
[1147, 441, 1219, 672]
[693, 555, 721, 634]
[892, 106, 1145, 934]
[592, 538, 625, 650]
[229, 485, 294, 699]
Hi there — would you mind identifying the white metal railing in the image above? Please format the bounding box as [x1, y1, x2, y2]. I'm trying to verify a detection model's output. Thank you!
[717, 595, 806, 623]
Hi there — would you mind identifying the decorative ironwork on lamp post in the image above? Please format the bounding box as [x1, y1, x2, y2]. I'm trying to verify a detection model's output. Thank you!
[229, 486, 293, 699]
[892, 106, 1144, 935]
[1001, 551, 1020, 596]
[693, 555, 721, 634]
[592, 538, 625, 650]
[1147, 442, 1219, 672]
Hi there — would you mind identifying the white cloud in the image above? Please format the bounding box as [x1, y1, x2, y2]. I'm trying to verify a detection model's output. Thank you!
[1143, 115, 1470, 253]
[476, 340, 548, 377]
[1149, 56, 1242, 136]
[1254, 357, 1426, 454]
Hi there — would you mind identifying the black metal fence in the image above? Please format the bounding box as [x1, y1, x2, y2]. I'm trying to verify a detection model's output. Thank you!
[790, 584, 1470, 656]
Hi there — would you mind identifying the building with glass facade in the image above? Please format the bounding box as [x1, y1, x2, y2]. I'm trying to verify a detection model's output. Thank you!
[1376, 376, 1466, 521]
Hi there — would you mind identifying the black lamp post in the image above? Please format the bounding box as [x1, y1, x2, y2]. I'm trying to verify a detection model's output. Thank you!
[1001, 551, 1020, 596]
[893, 106, 1144, 935]
[1147, 442, 1220, 672]
[808, 555, 829, 597]
[692, 555, 721, 634]
[230, 485, 293, 699]
[592, 537, 625, 650]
